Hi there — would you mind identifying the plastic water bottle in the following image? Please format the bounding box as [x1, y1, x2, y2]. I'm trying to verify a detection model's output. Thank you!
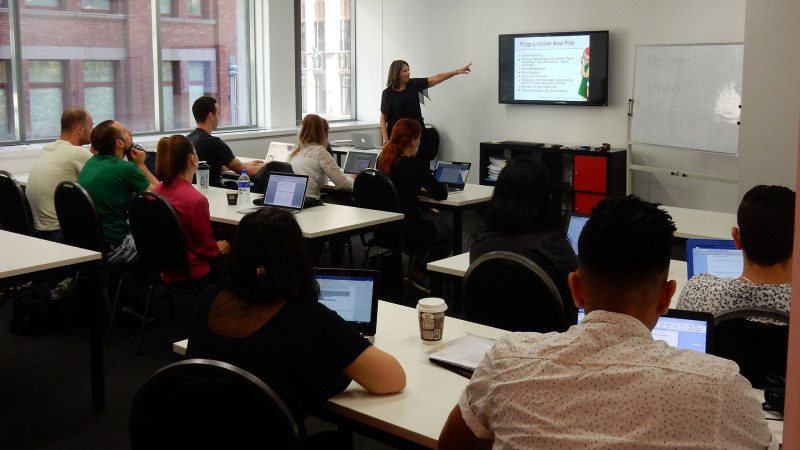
[237, 170, 250, 205]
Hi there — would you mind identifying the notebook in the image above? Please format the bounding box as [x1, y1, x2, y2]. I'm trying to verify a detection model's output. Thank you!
[314, 268, 380, 342]
[564, 212, 590, 255]
[686, 239, 743, 279]
[264, 141, 294, 162]
[343, 151, 379, 174]
[434, 161, 471, 193]
[238, 172, 309, 214]
[351, 131, 380, 149]
[577, 308, 714, 353]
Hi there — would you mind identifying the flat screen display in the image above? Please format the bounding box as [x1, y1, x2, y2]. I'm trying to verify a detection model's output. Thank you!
[499, 30, 609, 106]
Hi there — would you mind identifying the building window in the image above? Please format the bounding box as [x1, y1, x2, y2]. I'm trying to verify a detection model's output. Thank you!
[0, 61, 12, 141]
[81, 0, 110, 11]
[298, 0, 353, 121]
[187, 0, 203, 17]
[83, 61, 115, 122]
[28, 60, 64, 139]
[162, 62, 177, 130]
[160, 0, 173, 15]
[23, 0, 60, 8]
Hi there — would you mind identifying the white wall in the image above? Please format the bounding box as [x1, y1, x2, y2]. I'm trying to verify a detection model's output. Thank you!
[355, 0, 798, 212]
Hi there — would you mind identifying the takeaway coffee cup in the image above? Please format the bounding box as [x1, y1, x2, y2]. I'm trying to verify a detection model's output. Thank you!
[416, 297, 447, 343]
[225, 190, 238, 205]
[197, 161, 210, 191]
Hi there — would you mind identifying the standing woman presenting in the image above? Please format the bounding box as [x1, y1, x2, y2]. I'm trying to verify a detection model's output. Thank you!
[380, 60, 471, 163]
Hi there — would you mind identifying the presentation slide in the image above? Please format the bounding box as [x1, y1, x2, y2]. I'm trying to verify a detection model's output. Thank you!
[513, 34, 590, 102]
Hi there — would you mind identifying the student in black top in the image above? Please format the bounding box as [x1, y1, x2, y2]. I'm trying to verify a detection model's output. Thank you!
[186, 207, 405, 420]
[187, 96, 263, 187]
[469, 156, 578, 320]
[380, 60, 471, 162]
[378, 118, 452, 286]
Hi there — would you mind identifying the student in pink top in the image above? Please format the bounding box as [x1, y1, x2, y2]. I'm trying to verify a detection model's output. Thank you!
[154, 135, 229, 287]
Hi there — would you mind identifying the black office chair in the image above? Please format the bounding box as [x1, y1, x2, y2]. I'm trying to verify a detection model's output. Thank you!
[353, 169, 427, 301]
[106, 191, 198, 354]
[129, 358, 304, 450]
[711, 306, 789, 389]
[0, 170, 34, 235]
[250, 161, 293, 193]
[462, 251, 567, 332]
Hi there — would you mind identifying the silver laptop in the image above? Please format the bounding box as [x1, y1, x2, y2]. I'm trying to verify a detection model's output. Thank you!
[265, 141, 294, 162]
[351, 131, 380, 149]
[238, 172, 309, 214]
[434, 161, 471, 193]
[343, 151, 379, 175]
[314, 268, 380, 343]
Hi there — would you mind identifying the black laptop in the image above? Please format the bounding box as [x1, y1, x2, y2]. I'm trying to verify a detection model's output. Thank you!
[314, 268, 380, 342]
[237, 172, 309, 214]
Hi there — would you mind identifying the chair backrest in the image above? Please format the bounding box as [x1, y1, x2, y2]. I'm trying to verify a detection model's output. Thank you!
[712, 307, 789, 389]
[463, 251, 567, 332]
[128, 191, 191, 278]
[129, 358, 303, 450]
[143, 151, 157, 175]
[251, 160, 294, 193]
[54, 181, 108, 261]
[417, 123, 440, 164]
[353, 168, 400, 213]
[0, 170, 34, 235]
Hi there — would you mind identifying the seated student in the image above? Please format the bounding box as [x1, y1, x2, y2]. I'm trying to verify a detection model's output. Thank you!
[186, 207, 405, 420]
[79, 120, 158, 263]
[287, 113, 353, 199]
[439, 196, 775, 449]
[378, 118, 451, 286]
[153, 135, 229, 288]
[678, 184, 794, 324]
[469, 155, 577, 321]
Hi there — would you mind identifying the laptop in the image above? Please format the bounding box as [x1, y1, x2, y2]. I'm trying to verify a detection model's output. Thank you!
[434, 161, 471, 193]
[314, 268, 380, 343]
[577, 308, 714, 353]
[343, 151, 379, 175]
[686, 238, 743, 279]
[237, 172, 309, 214]
[264, 141, 295, 162]
[351, 131, 380, 149]
[564, 212, 590, 255]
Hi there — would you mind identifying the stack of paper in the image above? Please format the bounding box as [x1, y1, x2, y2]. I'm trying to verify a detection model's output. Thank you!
[428, 334, 497, 378]
[486, 155, 509, 181]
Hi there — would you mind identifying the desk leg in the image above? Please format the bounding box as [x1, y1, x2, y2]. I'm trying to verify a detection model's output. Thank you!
[453, 210, 463, 255]
[87, 263, 105, 411]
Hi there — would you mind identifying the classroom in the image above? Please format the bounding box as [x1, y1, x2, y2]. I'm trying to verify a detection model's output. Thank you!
[0, 0, 798, 448]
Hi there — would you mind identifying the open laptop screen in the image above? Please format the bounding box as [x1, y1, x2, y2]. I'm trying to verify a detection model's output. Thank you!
[314, 268, 380, 337]
[265, 141, 294, 162]
[577, 308, 713, 353]
[565, 213, 590, 255]
[434, 161, 471, 186]
[261, 172, 308, 212]
[344, 151, 378, 174]
[686, 239, 743, 279]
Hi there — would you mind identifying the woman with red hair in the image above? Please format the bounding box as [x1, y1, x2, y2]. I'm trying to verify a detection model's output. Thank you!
[379, 118, 451, 289]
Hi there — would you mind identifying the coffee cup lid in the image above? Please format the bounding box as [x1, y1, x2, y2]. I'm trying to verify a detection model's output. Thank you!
[416, 297, 447, 312]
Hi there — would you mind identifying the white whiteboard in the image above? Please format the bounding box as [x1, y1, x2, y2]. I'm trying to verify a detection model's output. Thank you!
[630, 44, 743, 155]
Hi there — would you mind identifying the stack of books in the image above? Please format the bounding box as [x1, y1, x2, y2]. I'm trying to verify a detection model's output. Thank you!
[486, 155, 509, 181]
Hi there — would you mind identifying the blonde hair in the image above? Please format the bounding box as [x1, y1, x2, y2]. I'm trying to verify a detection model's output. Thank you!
[290, 114, 329, 158]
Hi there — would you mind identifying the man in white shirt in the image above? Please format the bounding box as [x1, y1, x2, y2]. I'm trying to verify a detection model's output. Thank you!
[26, 107, 94, 241]
[439, 195, 776, 449]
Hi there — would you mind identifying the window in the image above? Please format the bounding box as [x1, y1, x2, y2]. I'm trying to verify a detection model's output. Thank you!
[0, 0, 254, 143]
[27, 61, 64, 139]
[81, 0, 110, 10]
[187, 0, 203, 17]
[83, 61, 115, 122]
[297, 0, 354, 121]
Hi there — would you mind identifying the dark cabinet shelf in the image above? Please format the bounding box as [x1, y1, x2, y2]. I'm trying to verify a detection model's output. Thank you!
[480, 141, 626, 220]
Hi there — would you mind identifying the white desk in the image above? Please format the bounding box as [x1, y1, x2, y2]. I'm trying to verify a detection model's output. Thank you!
[199, 186, 403, 239]
[661, 205, 737, 240]
[428, 253, 688, 309]
[417, 184, 494, 254]
[11, 172, 29, 186]
[0, 230, 105, 410]
[173, 301, 509, 448]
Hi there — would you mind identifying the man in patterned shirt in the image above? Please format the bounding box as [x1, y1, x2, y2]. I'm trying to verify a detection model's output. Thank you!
[677, 185, 794, 322]
[439, 196, 776, 449]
